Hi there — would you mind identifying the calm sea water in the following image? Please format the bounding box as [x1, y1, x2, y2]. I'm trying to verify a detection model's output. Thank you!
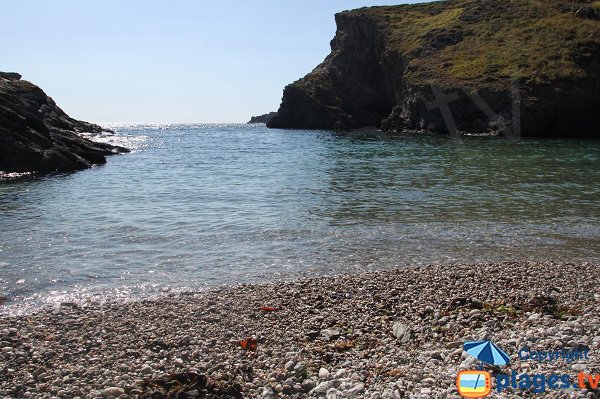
[1, 124, 599, 314]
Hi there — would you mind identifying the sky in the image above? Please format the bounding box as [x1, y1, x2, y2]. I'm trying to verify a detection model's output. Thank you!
[1, 0, 432, 124]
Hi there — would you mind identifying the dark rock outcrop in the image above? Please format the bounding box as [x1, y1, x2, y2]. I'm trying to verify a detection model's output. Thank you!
[0, 72, 22, 80]
[0, 73, 128, 175]
[576, 6, 600, 20]
[268, 0, 600, 138]
[247, 112, 278, 124]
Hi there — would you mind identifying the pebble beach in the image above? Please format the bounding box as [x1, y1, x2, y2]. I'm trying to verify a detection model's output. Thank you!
[0, 261, 599, 399]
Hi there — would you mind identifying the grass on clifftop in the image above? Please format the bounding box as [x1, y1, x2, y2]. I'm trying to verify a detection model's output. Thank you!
[347, 0, 600, 88]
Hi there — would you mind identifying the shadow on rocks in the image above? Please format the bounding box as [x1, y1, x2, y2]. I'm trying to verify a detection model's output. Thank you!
[135, 372, 243, 399]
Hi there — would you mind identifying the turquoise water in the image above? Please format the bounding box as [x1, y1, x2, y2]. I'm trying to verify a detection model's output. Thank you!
[1, 124, 599, 313]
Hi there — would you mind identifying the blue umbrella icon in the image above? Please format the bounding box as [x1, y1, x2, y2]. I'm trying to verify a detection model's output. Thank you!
[464, 340, 510, 367]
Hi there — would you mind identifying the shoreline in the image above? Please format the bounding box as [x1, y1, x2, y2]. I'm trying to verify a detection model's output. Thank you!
[1, 261, 598, 398]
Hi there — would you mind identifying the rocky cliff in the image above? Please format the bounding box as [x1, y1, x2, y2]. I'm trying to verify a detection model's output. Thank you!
[268, 0, 600, 138]
[0, 73, 128, 175]
[247, 112, 278, 124]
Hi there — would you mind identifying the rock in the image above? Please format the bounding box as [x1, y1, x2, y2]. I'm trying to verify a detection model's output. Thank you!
[571, 363, 586, 372]
[284, 360, 295, 371]
[460, 357, 477, 369]
[197, 362, 210, 370]
[422, 377, 436, 386]
[33, 367, 47, 380]
[321, 328, 341, 341]
[348, 383, 365, 396]
[301, 379, 315, 392]
[420, 305, 435, 316]
[326, 387, 343, 399]
[311, 381, 331, 395]
[185, 389, 200, 398]
[334, 369, 348, 378]
[319, 367, 331, 379]
[426, 350, 443, 360]
[101, 387, 124, 398]
[139, 366, 152, 375]
[262, 387, 275, 398]
[446, 341, 462, 350]
[470, 298, 484, 309]
[0, 72, 21, 80]
[294, 361, 306, 371]
[268, 1, 600, 138]
[449, 297, 469, 309]
[392, 322, 412, 343]
[0, 73, 128, 175]
[528, 313, 542, 321]
[247, 112, 278, 124]
[576, 7, 599, 20]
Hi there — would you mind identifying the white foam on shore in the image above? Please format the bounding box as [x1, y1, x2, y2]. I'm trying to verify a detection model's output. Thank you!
[0, 283, 212, 317]
[0, 171, 33, 180]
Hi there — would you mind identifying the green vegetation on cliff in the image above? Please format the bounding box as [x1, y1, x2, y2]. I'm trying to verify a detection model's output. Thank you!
[269, 0, 600, 137]
[360, 0, 598, 86]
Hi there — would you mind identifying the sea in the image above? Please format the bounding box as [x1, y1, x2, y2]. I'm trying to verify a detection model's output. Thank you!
[1, 123, 599, 315]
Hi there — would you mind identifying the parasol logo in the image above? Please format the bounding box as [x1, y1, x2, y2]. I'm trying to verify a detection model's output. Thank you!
[456, 340, 509, 398]
[463, 340, 511, 368]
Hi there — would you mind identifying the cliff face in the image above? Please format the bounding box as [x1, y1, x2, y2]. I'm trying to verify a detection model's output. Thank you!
[0, 73, 128, 175]
[268, 0, 600, 137]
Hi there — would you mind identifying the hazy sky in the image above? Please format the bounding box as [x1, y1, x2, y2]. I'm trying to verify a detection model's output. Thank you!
[1, 1, 431, 123]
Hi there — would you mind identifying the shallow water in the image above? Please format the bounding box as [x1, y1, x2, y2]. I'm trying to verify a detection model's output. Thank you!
[1, 124, 599, 314]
